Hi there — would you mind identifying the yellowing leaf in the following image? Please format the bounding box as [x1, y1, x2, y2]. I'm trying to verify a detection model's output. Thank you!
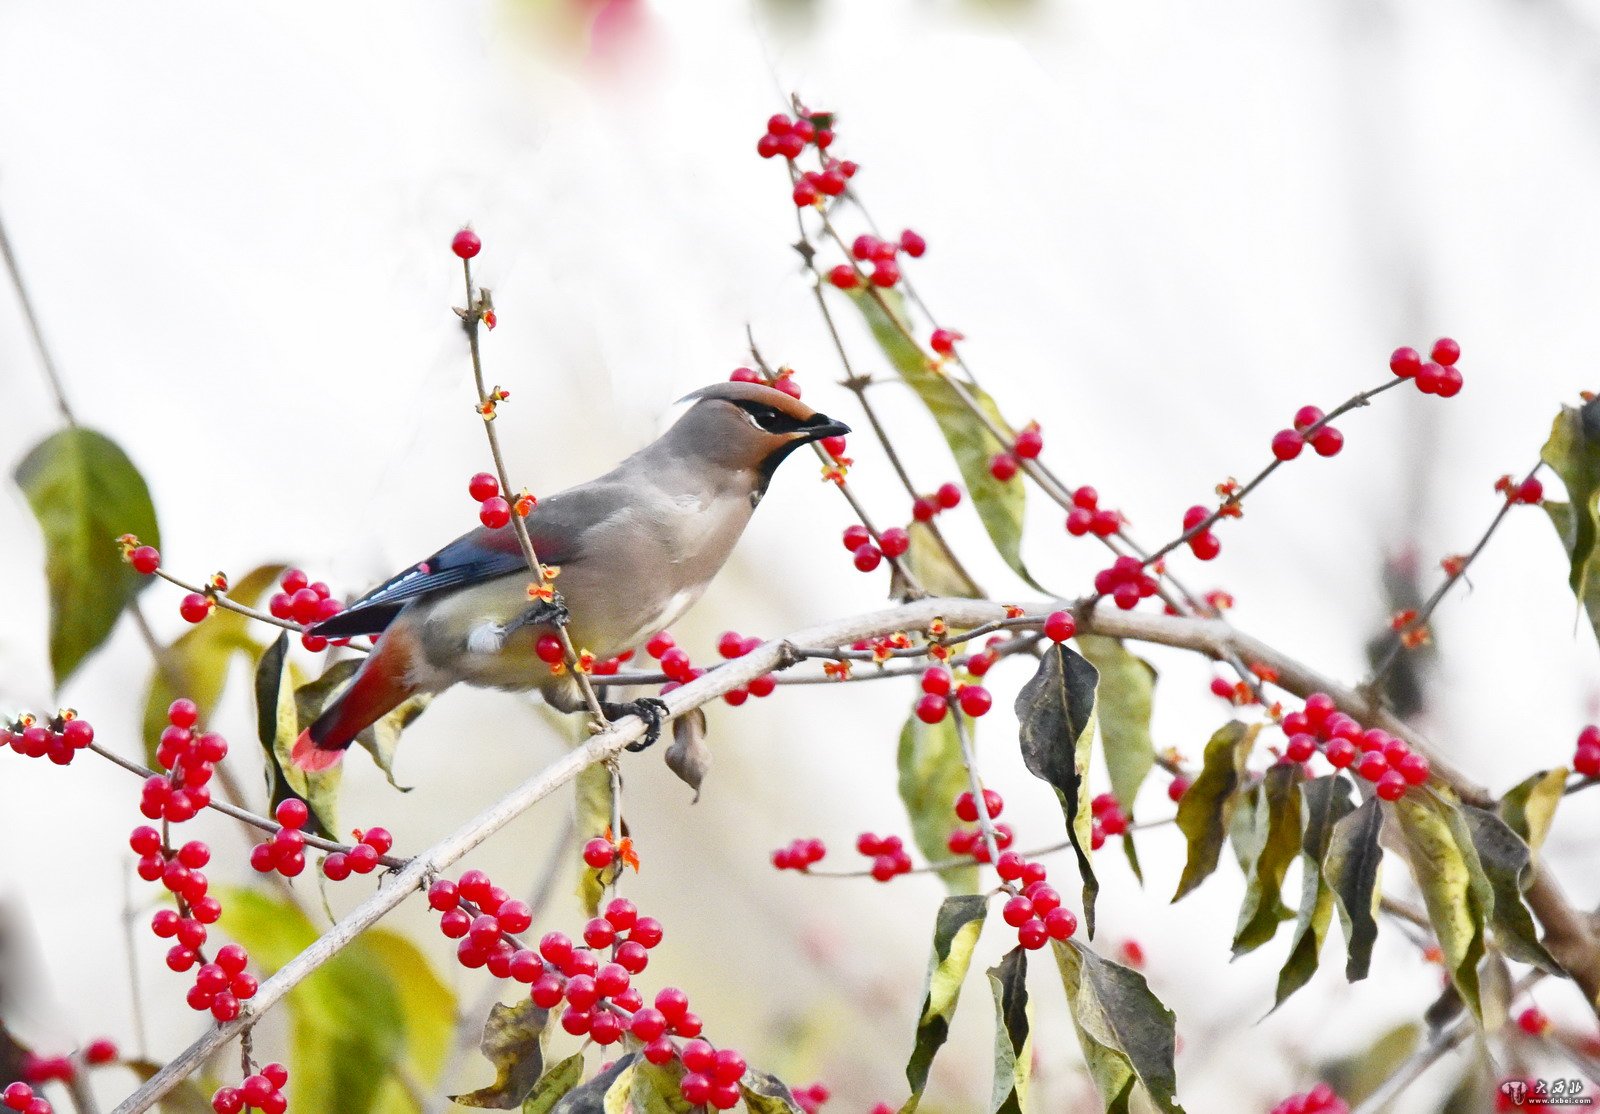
[1499, 767, 1566, 853]
[902, 894, 989, 1109]
[1395, 792, 1487, 1019]
[1053, 941, 1185, 1114]
[986, 948, 1030, 1114]
[1075, 636, 1157, 816]
[451, 999, 551, 1109]
[1172, 722, 1258, 902]
[1231, 763, 1302, 957]
[14, 428, 160, 686]
[1274, 775, 1355, 1007]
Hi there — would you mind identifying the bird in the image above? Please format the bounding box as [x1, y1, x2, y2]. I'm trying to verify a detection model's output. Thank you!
[290, 381, 850, 772]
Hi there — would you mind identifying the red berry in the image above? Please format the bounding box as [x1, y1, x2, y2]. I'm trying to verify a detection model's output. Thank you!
[1017, 919, 1049, 950]
[275, 799, 308, 830]
[990, 453, 1019, 481]
[130, 545, 161, 574]
[1044, 907, 1078, 939]
[479, 496, 512, 529]
[930, 328, 961, 355]
[1390, 346, 1421, 378]
[582, 838, 614, 869]
[1285, 734, 1317, 762]
[912, 497, 938, 522]
[179, 593, 211, 623]
[870, 259, 900, 287]
[1397, 751, 1430, 785]
[852, 544, 882, 573]
[451, 229, 481, 259]
[1355, 751, 1388, 782]
[851, 235, 879, 260]
[1516, 1006, 1550, 1035]
[766, 113, 793, 136]
[468, 472, 499, 501]
[1271, 429, 1304, 461]
[212, 1089, 243, 1114]
[535, 634, 564, 665]
[1065, 508, 1093, 536]
[1517, 478, 1544, 504]
[879, 527, 910, 559]
[842, 524, 871, 551]
[655, 986, 689, 1021]
[1416, 362, 1445, 395]
[819, 435, 847, 459]
[1043, 611, 1076, 642]
[827, 264, 859, 290]
[957, 686, 992, 717]
[1431, 337, 1461, 366]
[1324, 737, 1357, 769]
[1375, 770, 1408, 801]
[1310, 427, 1344, 457]
[630, 917, 664, 948]
[1292, 405, 1325, 432]
[1436, 366, 1463, 398]
[900, 229, 927, 257]
[936, 482, 962, 509]
[1189, 532, 1221, 561]
[428, 880, 459, 911]
[756, 134, 781, 159]
[914, 694, 948, 725]
[1167, 777, 1190, 802]
[792, 180, 819, 207]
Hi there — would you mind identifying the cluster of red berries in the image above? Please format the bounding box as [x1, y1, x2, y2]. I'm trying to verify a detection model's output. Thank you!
[912, 483, 963, 523]
[469, 471, 535, 531]
[825, 231, 925, 291]
[1270, 1084, 1348, 1114]
[427, 871, 538, 970]
[1281, 693, 1430, 800]
[1270, 406, 1345, 463]
[1094, 555, 1160, 611]
[144, 698, 226, 822]
[988, 829, 1078, 951]
[989, 423, 1042, 482]
[1572, 726, 1600, 779]
[1064, 486, 1122, 538]
[11, 1041, 118, 1095]
[704, 630, 777, 703]
[321, 826, 393, 881]
[2, 710, 94, 767]
[912, 667, 993, 724]
[792, 1083, 832, 1113]
[944, 790, 1015, 865]
[1177, 505, 1223, 562]
[728, 365, 803, 399]
[790, 160, 859, 209]
[840, 523, 909, 575]
[755, 112, 835, 160]
[1496, 473, 1544, 505]
[266, 568, 345, 651]
[855, 832, 914, 882]
[1089, 793, 1128, 850]
[178, 942, 259, 1023]
[134, 826, 220, 930]
[210, 1063, 290, 1114]
[1, 1085, 52, 1114]
[1388, 337, 1464, 397]
[771, 838, 827, 872]
[645, 632, 757, 701]
[249, 799, 312, 878]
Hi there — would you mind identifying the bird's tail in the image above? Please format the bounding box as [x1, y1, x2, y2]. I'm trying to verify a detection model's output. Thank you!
[291, 628, 422, 772]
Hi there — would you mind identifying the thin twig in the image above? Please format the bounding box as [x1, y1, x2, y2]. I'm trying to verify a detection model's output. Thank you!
[0, 203, 76, 425]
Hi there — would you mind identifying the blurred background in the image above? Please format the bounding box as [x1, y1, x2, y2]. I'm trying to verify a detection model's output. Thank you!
[3, 0, 1600, 1109]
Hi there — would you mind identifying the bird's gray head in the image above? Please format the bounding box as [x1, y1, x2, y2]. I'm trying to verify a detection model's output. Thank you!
[665, 382, 850, 494]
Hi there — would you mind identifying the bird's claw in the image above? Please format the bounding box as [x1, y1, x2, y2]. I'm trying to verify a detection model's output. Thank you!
[605, 697, 669, 752]
[506, 597, 571, 635]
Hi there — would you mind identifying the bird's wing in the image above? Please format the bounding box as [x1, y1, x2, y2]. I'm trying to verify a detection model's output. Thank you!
[308, 482, 630, 639]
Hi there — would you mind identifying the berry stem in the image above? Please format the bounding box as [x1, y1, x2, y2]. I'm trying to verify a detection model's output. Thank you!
[949, 711, 1005, 885]
[1364, 460, 1544, 691]
[147, 567, 308, 635]
[457, 256, 610, 727]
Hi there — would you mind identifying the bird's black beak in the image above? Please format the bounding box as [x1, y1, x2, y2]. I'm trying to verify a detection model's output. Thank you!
[802, 416, 851, 442]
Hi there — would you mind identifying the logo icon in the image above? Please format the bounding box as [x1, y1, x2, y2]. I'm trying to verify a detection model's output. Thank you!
[1503, 1081, 1530, 1107]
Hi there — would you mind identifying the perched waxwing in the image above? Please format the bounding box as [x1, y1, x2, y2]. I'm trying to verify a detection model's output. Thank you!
[291, 382, 849, 771]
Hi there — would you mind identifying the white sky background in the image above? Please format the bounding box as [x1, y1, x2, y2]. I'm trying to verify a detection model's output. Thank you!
[3, 0, 1600, 1108]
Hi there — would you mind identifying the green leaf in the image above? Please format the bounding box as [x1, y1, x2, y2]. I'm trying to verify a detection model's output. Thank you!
[219, 889, 409, 1114]
[140, 564, 282, 766]
[1052, 940, 1185, 1114]
[1541, 501, 1600, 644]
[360, 929, 457, 1090]
[14, 427, 160, 686]
[1231, 763, 1303, 956]
[1499, 767, 1566, 853]
[1015, 643, 1100, 933]
[550, 1055, 636, 1114]
[254, 633, 339, 836]
[1458, 805, 1562, 972]
[451, 999, 551, 1108]
[1316, 1022, 1420, 1107]
[843, 287, 1040, 590]
[292, 657, 428, 792]
[1172, 722, 1258, 902]
[986, 948, 1030, 1114]
[521, 1053, 585, 1114]
[630, 1062, 698, 1114]
[1395, 792, 1488, 1020]
[898, 712, 979, 895]
[1074, 636, 1157, 816]
[1274, 775, 1355, 1007]
[739, 1070, 806, 1114]
[903, 894, 990, 1108]
[1540, 399, 1600, 607]
[575, 761, 614, 916]
[904, 521, 983, 598]
[1324, 795, 1384, 982]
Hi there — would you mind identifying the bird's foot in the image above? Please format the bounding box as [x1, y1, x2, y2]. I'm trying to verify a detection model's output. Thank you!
[602, 697, 670, 752]
[505, 596, 571, 635]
